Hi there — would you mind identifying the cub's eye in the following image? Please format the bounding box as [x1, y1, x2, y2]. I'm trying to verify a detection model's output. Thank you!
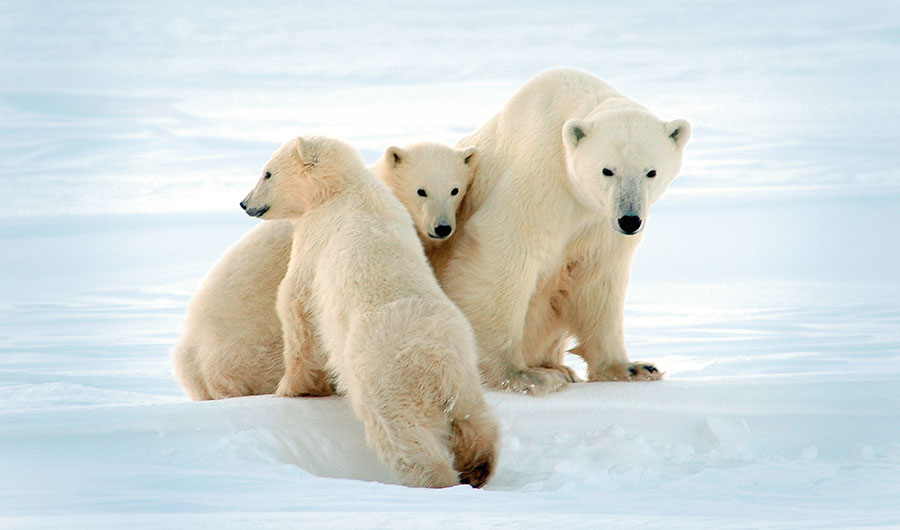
[264, 171, 271, 180]
[646, 170, 657, 178]
[450, 188, 459, 196]
[417, 189, 427, 197]
[602, 168, 614, 177]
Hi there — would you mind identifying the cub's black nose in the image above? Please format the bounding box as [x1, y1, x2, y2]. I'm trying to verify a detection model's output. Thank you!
[617, 215, 642, 235]
[240, 201, 247, 210]
[434, 224, 452, 238]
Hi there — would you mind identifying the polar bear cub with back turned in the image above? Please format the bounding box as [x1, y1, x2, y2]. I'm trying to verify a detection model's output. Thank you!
[240, 135, 499, 488]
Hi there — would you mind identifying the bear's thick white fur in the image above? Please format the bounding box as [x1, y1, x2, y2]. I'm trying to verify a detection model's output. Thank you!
[172, 142, 479, 401]
[240, 136, 498, 488]
[442, 67, 691, 395]
[376, 143, 479, 255]
[171, 219, 293, 400]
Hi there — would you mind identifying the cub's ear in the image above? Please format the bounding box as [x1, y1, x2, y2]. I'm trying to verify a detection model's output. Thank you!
[665, 119, 691, 151]
[562, 118, 591, 150]
[385, 146, 406, 166]
[293, 136, 320, 169]
[292, 136, 305, 162]
[460, 146, 479, 170]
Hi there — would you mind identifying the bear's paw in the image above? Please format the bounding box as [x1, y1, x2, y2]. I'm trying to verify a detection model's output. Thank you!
[275, 371, 335, 397]
[495, 366, 573, 396]
[589, 362, 664, 382]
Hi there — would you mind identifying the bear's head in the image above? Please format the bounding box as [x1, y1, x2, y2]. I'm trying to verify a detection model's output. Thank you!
[562, 108, 691, 235]
[241, 135, 365, 220]
[378, 142, 479, 244]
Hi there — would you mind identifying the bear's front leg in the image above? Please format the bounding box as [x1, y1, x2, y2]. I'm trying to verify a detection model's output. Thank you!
[440, 236, 572, 396]
[567, 243, 663, 382]
[275, 294, 333, 397]
[571, 343, 662, 381]
[482, 342, 575, 396]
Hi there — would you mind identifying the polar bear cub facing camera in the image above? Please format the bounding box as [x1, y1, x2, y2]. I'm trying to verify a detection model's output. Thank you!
[171, 142, 479, 402]
[377, 143, 478, 253]
[239, 136, 499, 488]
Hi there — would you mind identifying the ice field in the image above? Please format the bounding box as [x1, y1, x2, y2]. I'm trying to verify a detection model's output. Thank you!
[1, 1, 899, 528]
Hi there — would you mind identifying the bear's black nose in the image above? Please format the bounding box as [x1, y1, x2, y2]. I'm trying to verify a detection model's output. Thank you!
[240, 201, 247, 210]
[617, 215, 642, 234]
[434, 224, 452, 238]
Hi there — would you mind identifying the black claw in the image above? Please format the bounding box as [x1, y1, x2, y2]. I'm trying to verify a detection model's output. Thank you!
[643, 364, 658, 373]
[459, 460, 492, 489]
[628, 366, 638, 377]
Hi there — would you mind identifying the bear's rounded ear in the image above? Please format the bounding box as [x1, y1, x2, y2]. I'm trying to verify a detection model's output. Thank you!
[385, 146, 406, 167]
[292, 136, 306, 162]
[665, 119, 691, 151]
[562, 118, 591, 150]
[461, 147, 479, 170]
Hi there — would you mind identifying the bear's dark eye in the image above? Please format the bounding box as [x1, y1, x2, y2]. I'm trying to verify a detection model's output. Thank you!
[450, 188, 459, 196]
[602, 168, 614, 177]
[417, 189, 427, 197]
[264, 171, 271, 180]
[646, 170, 657, 178]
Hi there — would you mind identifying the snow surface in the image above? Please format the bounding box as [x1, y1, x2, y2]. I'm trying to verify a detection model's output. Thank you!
[2, 1, 900, 528]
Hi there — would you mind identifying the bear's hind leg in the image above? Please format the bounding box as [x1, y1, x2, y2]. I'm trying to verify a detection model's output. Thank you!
[172, 342, 214, 400]
[361, 408, 459, 488]
[449, 407, 499, 488]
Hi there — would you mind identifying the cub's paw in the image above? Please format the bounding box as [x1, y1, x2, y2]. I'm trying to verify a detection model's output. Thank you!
[589, 362, 664, 382]
[275, 376, 298, 397]
[275, 371, 334, 397]
[458, 457, 494, 489]
[495, 366, 572, 396]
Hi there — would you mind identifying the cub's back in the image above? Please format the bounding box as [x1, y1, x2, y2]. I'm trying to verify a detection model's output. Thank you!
[298, 175, 445, 314]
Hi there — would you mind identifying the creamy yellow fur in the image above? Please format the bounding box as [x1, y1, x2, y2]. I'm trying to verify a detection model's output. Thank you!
[242, 136, 498, 488]
[171, 142, 479, 400]
[442, 67, 691, 395]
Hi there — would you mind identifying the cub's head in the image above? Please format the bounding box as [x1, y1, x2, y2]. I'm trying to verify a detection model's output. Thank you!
[562, 108, 691, 235]
[377, 142, 479, 245]
[241, 135, 364, 220]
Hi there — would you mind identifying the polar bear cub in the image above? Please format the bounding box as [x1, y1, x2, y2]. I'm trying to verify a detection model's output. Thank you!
[376, 143, 478, 253]
[171, 219, 293, 401]
[172, 142, 479, 401]
[240, 135, 499, 488]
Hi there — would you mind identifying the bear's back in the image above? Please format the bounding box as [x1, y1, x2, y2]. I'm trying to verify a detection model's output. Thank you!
[298, 174, 442, 313]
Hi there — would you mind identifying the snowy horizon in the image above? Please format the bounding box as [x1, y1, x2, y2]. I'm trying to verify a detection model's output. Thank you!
[2, 1, 899, 217]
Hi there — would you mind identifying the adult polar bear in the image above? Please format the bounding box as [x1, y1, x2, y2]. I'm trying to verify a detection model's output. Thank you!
[173, 143, 479, 400]
[443, 67, 691, 395]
